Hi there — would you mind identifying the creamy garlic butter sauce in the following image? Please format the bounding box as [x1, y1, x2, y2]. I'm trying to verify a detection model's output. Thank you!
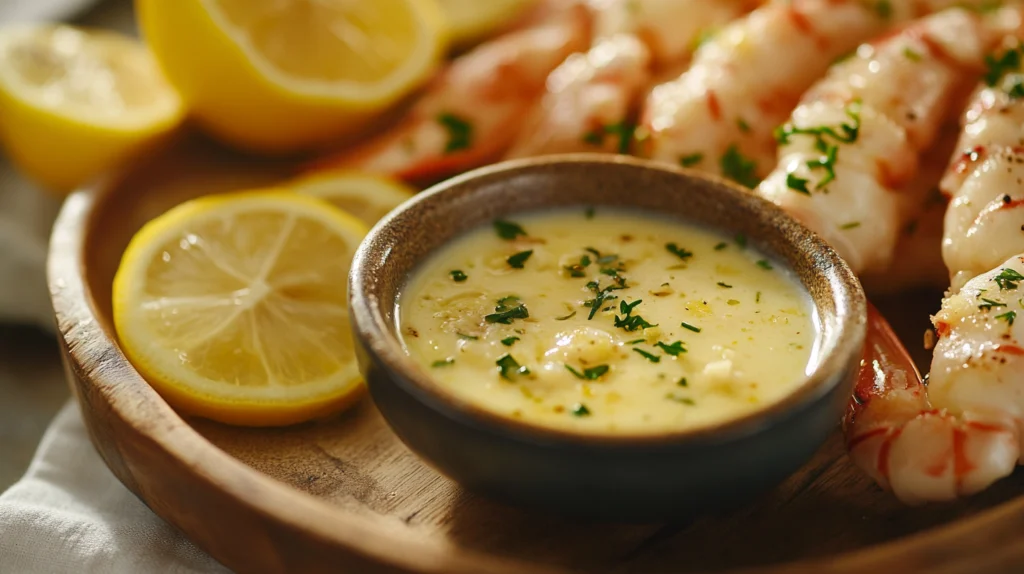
[397, 208, 818, 434]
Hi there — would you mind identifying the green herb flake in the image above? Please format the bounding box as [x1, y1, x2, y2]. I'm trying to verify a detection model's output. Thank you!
[994, 268, 1024, 291]
[457, 332, 478, 341]
[565, 364, 610, 380]
[582, 122, 636, 154]
[666, 243, 694, 261]
[655, 341, 687, 356]
[786, 172, 811, 195]
[677, 377, 689, 387]
[984, 45, 1023, 88]
[774, 100, 862, 194]
[713, 242, 728, 251]
[585, 207, 596, 219]
[626, 338, 646, 344]
[717, 281, 734, 288]
[500, 336, 520, 346]
[756, 291, 762, 303]
[737, 117, 751, 133]
[979, 297, 1007, 311]
[614, 299, 658, 332]
[727, 299, 741, 305]
[507, 250, 533, 269]
[449, 269, 468, 282]
[756, 259, 773, 270]
[485, 296, 530, 324]
[493, 219, 527, 240]
[555, 311, 577, 321]
[571, 403, 592, 417]
[680, 321, 701, 333]
[431, 358, 455, 367]
[874, 0, 892, 19]
[720, 144, 760, 188]
[903, 47, 923, 62]
[496, 354, 530, 380]
[632, 348, 661, 363]
[666, 394, 696, 405]
[734, 233, 747, 249]
[680, 153, 704, 167]
[840, 221, 861, 230]
[438, 113, 473, 154]
[997, 310, 1017, 325]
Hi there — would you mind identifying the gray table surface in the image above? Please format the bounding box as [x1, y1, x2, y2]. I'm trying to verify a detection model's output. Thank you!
[0, 0, 134, 492]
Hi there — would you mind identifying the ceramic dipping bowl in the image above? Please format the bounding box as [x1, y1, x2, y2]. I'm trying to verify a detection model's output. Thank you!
[348, 154, 866, 521]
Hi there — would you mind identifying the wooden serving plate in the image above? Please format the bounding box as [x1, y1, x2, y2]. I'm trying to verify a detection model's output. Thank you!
[49, 132, 1024, 573]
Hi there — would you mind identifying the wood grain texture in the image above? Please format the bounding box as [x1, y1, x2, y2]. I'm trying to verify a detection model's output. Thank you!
[48, 133, 1024, 573]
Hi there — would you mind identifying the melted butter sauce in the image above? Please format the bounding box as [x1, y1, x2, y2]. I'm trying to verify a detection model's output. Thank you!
[397, 208, 818, 434]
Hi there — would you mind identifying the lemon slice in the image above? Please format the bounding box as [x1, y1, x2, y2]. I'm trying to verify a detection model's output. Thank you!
[0, 24, 184, 193]
[438, 0, 536, 44]
[289, 170, 416, 227]
[136, 0, 445, 153]
[112, 191, 370, 427]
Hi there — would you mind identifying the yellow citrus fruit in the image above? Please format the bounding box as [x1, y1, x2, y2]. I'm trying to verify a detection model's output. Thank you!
[437, 0, 536, 44]
[0, 24, 184, 193]
[112, 191, 370, 427]
[289, 169, 415, 227]
[136, 0, 446, 154]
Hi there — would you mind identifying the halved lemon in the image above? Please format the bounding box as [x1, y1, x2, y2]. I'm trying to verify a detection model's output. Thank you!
[289, 169, 416, 227]
[112, 191, 369, 427]
[136, 0, 446, 153]
[438, 0, 537, 45]
[0, 24, 184, 193]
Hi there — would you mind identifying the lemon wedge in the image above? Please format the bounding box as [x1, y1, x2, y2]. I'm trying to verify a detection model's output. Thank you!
[136, 0, 445, 153]
[112, 191, 369, 427]
[438, 0, 537, 44]
[289, 170, 416, 227]
[0, 24, 184, 193]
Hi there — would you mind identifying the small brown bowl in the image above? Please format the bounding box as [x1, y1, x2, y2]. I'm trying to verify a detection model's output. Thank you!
[349, 154, 867, 521]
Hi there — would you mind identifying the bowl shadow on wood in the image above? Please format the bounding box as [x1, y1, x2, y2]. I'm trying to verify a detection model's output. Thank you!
[74, 134, 1024, 573]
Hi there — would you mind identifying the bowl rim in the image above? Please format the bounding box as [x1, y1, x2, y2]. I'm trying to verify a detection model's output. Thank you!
[349, 153, 868, 448]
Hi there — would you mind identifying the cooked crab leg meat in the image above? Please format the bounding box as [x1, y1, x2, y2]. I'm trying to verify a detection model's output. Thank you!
[505, 0, 759, 158]
[306, 0, 591, 183]
[756, 8, 991, 274]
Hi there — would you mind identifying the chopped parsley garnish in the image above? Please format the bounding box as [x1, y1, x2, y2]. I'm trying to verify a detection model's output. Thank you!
[571, 403, 591, 417]
[680, 321, 701, 333]
[677, 377, 689, 387]
[500, 336, 520, 346]
[756, 291, 762, 303]
[666, 394, 696, 405]
[775, 99, 862, 193]
[734, 233, 747, 248]
[585, 207, 595, 219]
[457, 332, 478, 341]
[632, 348, 661, 363]
[840, 221, 861, 230]
[438, 113, 472, 153]
[717, 281, 733, 288]
[727, 299, 740, 305]
[655, 341, 687, 356]
[720, 144, 760, 188]
[874, 0, 892, 19]
[736, 117, 751, 133]
[666, 243, 694, 261]
[582, 121, 636, 154]
[584, 271, 627, 320]
[997, 310, 1017, 326]
[984, 45, 1023, 90]
[496, 354, 530, 380]
[994, 268, 1024, 290]
[555, 310, 577, 321]
[903, 47, 923, 62]
[506, 250, 533, 269]
[680, 153, 704, 167]
[756, 259, 773, 270]
[564, 254, 592, 277]
[626, 338, 646, 344]
[431, 358, 455, 367]
[493, 219, 526, 240]
[485, 295, 530, 324]
[614, 299, 657, 332]
[565, 364, 610, 380]
[449, 269, 468, 282]
[979, 297, 1007, 311]
[585, 247, 620, 265]
[713, 242, 728, 251]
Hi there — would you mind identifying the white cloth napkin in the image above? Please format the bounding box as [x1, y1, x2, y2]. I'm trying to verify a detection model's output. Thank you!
[0, 400, 229, 573]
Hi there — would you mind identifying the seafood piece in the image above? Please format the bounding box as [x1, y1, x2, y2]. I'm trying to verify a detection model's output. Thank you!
[941, 38, 1024, 291]
[637, 0, 1009, 186]
[306, 0, 591, 183]
[505, 0, 759, 158]
[844, 303, 1018, 505]
[756, 8, 991, 274]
